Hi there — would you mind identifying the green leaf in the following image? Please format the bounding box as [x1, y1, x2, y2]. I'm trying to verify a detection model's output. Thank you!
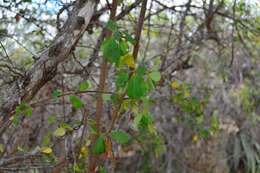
[12, 115, 19, 125]
[106, 20, 118, 32]
[42, 135, 51, 145]
[138, 113, 153, 130]
[69, 95, 83, 109]
[124, 31, 135, 45]
[110, 130, 131, 144]
[40, 147, 52, 154]
[15, 102, 33, 117]
[136, 66, 147, 76]
[52, 90, 61, 98]
[47, 115, 56, 124]
[113, 31, 121, 40]
[53, 127, 66, 137]
[101, 37, 122, 64]
[99, 166, 108, 173]
[127, 75, 148, 99]
[92, 136, 105, 154]
[116, 71, 129, 88]
[79, 81, 90, 91]
[119, 40, 128, 55]
[60, 123, 73, 131]
[25, 106, 33, 117]
[111, 93, 120, 105]
[210, 114, 219, 130]
[147, 77, 155, 91]
[149, 71, 161, 82]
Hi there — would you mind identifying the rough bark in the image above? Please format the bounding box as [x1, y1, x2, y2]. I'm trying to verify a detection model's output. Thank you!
[0, 0, 96, 120]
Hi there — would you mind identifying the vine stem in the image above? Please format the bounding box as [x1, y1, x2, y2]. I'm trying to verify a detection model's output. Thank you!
[133, 0, 148, 60]
[88, 0, 118, 172]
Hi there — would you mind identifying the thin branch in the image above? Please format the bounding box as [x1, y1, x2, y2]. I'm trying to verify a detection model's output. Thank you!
[133, 0, 148, 59]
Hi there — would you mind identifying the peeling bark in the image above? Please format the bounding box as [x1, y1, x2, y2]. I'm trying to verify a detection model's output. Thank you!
[0, 0, 96, 120]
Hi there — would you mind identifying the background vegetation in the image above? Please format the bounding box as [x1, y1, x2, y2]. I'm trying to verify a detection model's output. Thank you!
[0, 0, 259, 172]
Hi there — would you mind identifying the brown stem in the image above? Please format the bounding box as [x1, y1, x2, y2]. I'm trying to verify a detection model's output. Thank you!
[133, 0, 148, 60]
[88, 0, 118, 172]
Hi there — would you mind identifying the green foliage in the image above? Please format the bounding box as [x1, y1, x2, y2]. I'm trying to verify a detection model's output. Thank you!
[171, 81, 218, 138]
[52, 90, 61, 98]
[98, 21, 165, 171]
[78, 80, 91, 91]
[116, 70, 129, 88]
[88, 119, 98, 135]
[230, 83, 260, 124]
[127, 74, 148, 99]
[123, 31, 135, 45]
[47, 115, 56, 124]
[42, 134, 51, 145]
[99, 166, 108, 173]
[70, 162, 86, 173]
[102, 94, 111, 102]
[69, 95, 83, 109]
[15, 101, 33, 117]
[230, 132, 260, 173]
[110, 130, 131, 144]
[137, 66, 147, 76]
[134, 112, 154, 131]
[149, 70, 161, 82]
[106, 20, 118, 32]
[101, 21, 136, 65]
[12, 101, 33, 125]
[53, 127, 66, 137]
[92, 136, 106, 155]
[101, 37, 123, 64]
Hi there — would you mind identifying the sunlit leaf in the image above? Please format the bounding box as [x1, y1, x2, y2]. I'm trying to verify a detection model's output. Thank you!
[53, 127, 66, 137]
[40, 147, 52, 154]
[149, 71, 161, 82]
[121, 53, 135, 68]
[171, 80, 179, 89]
[192, 135, 199, 143]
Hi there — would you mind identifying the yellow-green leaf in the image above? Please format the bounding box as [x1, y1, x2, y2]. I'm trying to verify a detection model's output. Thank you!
[40, 147, 52, 154]
[171, 81, 179, 89]
[192, 135, 199, 143]
[149, 71, 161, 82]
[53, 127, 66, 137]
[121, 53, 135, 68]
